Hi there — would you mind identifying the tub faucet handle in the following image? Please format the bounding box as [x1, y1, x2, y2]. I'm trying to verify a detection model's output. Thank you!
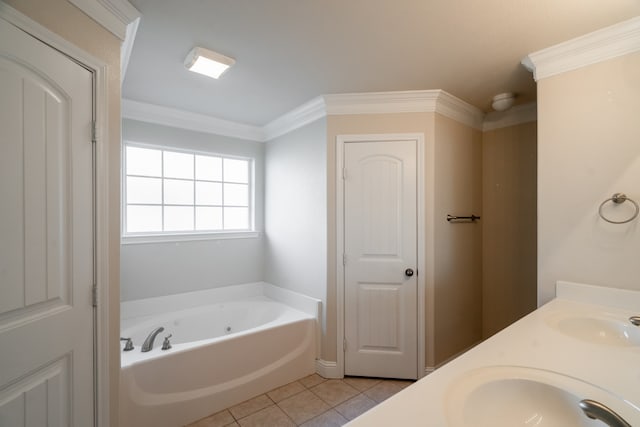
[120, 337, 134, 351]
[162, 334, 172, 350]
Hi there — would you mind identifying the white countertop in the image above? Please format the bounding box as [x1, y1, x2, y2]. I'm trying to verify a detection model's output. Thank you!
[347, 281, 640, 426]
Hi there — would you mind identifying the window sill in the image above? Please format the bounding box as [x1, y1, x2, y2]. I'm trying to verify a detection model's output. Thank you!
[121, 231, 261, 245]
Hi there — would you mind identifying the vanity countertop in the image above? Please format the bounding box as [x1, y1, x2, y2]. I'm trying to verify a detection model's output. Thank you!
[346, 281, 640, 426]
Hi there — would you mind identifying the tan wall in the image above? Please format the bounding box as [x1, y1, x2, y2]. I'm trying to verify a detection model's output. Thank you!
[326, 113, 435, 364]
[433, 114, 483, 365]
[482, 121, 537, 338]
[326, 113, 483, 369]
[4, 0, 122, 424]
[538, 52, 640, 304]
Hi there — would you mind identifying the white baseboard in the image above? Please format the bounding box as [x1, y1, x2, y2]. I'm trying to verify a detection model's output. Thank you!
[315, 359, 342, 379]
[424, 367, 436, 377]
[315, 360, 436, 380]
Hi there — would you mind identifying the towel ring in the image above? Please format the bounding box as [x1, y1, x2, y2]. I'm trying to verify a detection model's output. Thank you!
[598, 193, 639, 224]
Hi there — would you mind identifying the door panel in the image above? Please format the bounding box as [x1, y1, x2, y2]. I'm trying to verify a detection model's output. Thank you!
[0, 18, 94, 425]
[357, 284, 402, 350]
[344, 140, 418, 379]
[0, 356, 70, 426]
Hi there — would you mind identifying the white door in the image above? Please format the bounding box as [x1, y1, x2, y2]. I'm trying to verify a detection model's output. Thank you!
[343, 139, 418, 379]
[0, 18, 95, 426]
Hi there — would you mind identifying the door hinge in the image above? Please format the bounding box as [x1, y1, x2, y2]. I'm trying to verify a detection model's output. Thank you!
[92, 284, 98, 307]
[91, 121, 97, 143]
[342, 167, 347, 180]
[343, 338, 347, 352]
[342, 254, 347, 266]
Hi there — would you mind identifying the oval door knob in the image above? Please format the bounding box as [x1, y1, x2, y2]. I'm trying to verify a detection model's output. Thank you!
[405, 268, 414, 277]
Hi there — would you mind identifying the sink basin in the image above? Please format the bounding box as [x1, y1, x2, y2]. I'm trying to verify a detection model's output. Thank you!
[446, 366, 639, 427]
[545, 312, 640, 346]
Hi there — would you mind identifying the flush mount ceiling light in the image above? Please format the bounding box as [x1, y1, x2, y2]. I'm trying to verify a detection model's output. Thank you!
[491, 92, 516, 112]
[184, 47, 235, 79]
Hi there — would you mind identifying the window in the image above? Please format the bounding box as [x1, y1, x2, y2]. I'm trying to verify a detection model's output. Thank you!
[123, 143, 253, 237]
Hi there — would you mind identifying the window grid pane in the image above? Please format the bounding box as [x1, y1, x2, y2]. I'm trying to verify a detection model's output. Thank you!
[125, 144, 252, 234]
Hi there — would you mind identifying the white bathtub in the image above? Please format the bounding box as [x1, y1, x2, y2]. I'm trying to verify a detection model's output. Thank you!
[119, 283, 321, 427]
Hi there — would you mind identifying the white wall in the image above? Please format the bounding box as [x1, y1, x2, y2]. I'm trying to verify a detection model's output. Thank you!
[537, 52, 640, 304]
[120, 119, 264, 300]
[264, 118, 327, 317]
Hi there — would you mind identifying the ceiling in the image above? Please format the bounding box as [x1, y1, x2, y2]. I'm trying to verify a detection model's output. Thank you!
[122, 0, 640, 127]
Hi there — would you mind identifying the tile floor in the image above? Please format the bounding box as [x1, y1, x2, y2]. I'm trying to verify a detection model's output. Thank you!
[186, 374, 414, 427]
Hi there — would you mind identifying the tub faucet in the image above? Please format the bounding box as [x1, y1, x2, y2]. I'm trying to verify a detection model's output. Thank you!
[141, 327, 165, 352]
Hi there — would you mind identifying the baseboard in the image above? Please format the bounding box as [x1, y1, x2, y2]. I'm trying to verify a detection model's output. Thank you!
[315, 359, 342, 379]
[424, 366, 436, 377]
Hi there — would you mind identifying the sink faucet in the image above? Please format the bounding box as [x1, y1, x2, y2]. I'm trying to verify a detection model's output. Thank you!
[579, 399, 631, 427]
[141, 327, 165, 352]
[630, 316, 640, 326]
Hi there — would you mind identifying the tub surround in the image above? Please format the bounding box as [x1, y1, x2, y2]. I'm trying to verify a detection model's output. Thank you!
[346, 281, 640, 426]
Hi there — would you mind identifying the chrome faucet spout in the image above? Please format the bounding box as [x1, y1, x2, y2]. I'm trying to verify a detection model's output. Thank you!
[141, 327, 165, 352]
[579, 399, 631, 427]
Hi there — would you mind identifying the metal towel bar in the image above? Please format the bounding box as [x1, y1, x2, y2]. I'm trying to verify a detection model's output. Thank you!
[598, 193, 639, 224]
[446, 214, 481, 223]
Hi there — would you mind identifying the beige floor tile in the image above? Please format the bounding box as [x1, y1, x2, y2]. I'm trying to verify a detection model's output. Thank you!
[229, 394, 274, 420]
[300, 409, 349, 427]
[237, 405, 295, 427]
[185, 409, 235, 426]
[277, 389, 331, 424]
[310, 380, 359, 407]
[267, 381, 305, 403]
[334, 394, 377, 420]
[342, 377, 382, 392]
[363, 381, 404, 403]
[299, 373, 327, 389]
[384, 379, 414, 390]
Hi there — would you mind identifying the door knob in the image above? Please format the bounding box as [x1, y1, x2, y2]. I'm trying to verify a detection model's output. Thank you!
[405, 268, 414, 277]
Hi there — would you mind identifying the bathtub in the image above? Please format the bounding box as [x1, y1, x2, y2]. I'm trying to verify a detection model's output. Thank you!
[119, 282, 321, 427]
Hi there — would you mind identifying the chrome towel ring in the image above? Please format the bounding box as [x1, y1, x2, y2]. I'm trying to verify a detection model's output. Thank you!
[598, 193, 639, 224]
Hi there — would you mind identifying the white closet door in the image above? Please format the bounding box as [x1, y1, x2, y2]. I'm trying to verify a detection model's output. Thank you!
[343, 139, 418, 379]
[0, 18, 95, 426]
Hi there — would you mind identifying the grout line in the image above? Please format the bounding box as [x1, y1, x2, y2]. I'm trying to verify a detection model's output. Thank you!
[200, 377, 409, 427]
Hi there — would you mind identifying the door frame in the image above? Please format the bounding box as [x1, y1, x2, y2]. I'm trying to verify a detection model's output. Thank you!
[0, 4, 111, 426]
[336, 133, 430, 379]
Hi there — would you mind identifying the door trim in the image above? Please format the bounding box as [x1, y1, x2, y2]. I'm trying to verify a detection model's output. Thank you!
[336, 133, 429, 379]
[0, 4, 111, 426]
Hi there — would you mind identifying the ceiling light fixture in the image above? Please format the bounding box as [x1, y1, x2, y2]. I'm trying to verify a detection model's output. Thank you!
[491, 92, 516, 112]
[184, 47, 235, 79]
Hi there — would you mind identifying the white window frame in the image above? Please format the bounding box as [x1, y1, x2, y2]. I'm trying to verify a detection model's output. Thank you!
[121, 141, 259, 244]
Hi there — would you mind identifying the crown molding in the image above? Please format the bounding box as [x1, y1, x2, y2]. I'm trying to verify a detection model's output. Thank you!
[324, 90, 439, 115]
[68, 0, 139, 41]
[482, 102, 537, 131]
[322, 90, 484, 130]
[433, 91, 485, 130]
[122, 99, 264, 142]
[262, 96, 327, 140]
[120, 15, 140, 83]
[522, 16, 640, 81]
[123, 90, 489, 143]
